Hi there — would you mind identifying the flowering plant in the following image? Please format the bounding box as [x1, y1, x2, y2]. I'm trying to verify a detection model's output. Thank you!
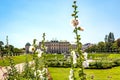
[71, 0, 86, 80]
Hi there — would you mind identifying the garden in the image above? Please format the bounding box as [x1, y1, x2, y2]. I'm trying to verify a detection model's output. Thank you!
[0, 0, 120, 80]
[0, 53, 120, 80]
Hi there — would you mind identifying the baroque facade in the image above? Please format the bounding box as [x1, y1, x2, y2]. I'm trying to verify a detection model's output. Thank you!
[39, 40, 76, 53]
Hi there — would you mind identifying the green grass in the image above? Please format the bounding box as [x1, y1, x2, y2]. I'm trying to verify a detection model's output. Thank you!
[49, 66, 120, 80]
[85, 67, 120, 80]
[0, 54, 64, 67]
[107, 54, 120, 59]
[45, 54, 64, 60]
[88, 53, 120, 60]
[0, 54, 33, 66]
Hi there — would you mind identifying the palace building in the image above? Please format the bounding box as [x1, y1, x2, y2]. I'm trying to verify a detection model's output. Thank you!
[39, 40, 76, 54]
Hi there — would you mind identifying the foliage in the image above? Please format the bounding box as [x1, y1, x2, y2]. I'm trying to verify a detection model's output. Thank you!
[5, 38, 20, 80]
[7, 56, 20, 80]
[117, 38, 120, 47]
[88, 60, 112, 69]
[113, 58, 120, 66]
[22, 33, 49, 80]
[0, 41, 4, 47]
[85, 32, 120, 53]
[108, 32, 115, 43]
[85, 41, 120, 53]
[0, 41, 4, 57]
[22, 55, 34, 79]
[0, 37, 23, 57]
[45, 53, 120, 69]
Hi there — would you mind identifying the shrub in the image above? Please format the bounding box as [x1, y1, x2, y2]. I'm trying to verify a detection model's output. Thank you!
[89, 60, 112, 69]
[63, 61, 71, 68]
[113, 58, 120, 66]
[47, 60, 71, 68]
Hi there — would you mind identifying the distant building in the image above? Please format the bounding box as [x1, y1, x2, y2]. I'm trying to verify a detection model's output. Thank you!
[39, 40, 76, 54]
[82, 43, 93, 51]
[25, 41, 93, 54]
[25, 42, 31, 53]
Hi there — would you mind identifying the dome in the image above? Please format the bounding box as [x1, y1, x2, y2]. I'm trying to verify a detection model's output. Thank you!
[25, 42, 31, 46]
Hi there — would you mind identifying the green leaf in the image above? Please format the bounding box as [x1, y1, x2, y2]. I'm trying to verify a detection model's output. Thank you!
[71, 14, 75, 16]
[75, 16, 78, 18]
[73, 29, 77, 33]
[77, 27, 81, 30]
[75, 5, 78, 9]
[72, 5, 75, 8]
[75, 11, 79, 14]
[73, 1, 76, 4]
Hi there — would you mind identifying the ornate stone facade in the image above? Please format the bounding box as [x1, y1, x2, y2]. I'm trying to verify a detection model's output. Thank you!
[39, 40, 76, 54]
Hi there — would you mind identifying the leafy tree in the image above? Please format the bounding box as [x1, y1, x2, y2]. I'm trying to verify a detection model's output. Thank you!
[111, 41, 118, 52]
[104, 35, 108, 43]
[117, 38, 120, 47]
[108, 32, 115, 43]
[85, 44, 97, 53]
[0, 41, 4, 46]
[14, 48, 23, 56]
[85, 32, 120, 53]
[0, 41, 4, 57]
[97, 42, 106, 52]
[105, 32, 115, 52]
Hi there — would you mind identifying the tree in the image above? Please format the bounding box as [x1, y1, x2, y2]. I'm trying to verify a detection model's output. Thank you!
[14, 48, 23, 56]
[108, 32, 115, 43]
[85, 44, 97, 53]
[117, 38, 120, 47]
[111, 41, 118, 52]
[97, 41, 106, 52]
[0, 41, 4, 57]
[105, 32, 115, 52]
[0, 41, 4, 46]
[9, 45, 14, 56]
[104, 35, 108, 43]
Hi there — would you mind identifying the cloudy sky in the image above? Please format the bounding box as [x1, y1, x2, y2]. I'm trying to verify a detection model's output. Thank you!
[0, 0, 120, 48]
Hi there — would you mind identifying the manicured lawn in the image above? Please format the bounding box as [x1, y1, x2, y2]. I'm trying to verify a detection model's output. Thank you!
[88, 53, 120, 60]
[49, 66, 120, 80]
[0, 54, 33, 66]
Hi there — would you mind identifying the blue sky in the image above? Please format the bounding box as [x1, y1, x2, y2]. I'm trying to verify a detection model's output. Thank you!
[0, 0, 120, 48]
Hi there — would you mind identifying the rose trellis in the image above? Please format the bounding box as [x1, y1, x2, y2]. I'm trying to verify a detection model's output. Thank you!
[70, 0, 86, 80]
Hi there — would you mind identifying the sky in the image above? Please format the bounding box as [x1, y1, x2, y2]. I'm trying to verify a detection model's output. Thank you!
[0, 0, 120, 48]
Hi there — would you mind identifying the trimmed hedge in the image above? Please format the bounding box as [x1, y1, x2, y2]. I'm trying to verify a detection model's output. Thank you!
[113, 58, 120, 66]
[88, 60, 112, 69]
[47, 61, 71, 68]
[46, 58, 120, 69]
